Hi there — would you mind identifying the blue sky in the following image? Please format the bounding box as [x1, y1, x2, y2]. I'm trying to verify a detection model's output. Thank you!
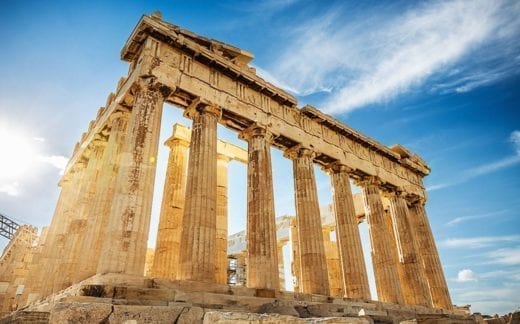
[0, 0, 519, 315]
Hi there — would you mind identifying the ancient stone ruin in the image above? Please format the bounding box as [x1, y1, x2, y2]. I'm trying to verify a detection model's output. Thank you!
[0, 13, 480, 323]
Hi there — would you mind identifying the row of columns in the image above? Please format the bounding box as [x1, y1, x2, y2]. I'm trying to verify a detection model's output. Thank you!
[150, 123, 246, 283]
[31, 81, 451, 310]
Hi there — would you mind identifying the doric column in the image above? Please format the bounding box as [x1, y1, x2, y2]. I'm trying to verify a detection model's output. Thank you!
[387, 190, 432, 307]
[285, 146, 329, 295]
[215, 153, 230, 284]
[409, 199, 452, 310]
[97, 80, 168, 275]
[358, 176, 403, 304]
[75, 109, 130, 282]
[31, 164, 84, 297]
[56, 138, 106, 291]
[290, 217, 302, 293]
[151, 132, 190, 279]
[322, 225, 343, 297]
[277, 241, 287, 290]
[327, 163, 371, 300]
[177, 102, 221, 282]
[240, 125, 279, 290]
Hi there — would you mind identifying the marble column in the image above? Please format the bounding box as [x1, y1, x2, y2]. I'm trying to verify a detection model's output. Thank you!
[388, 190, 432, 307]
[322, 225, 344, 297]
[241, 125, 279, 290]
[97, 82, 166, 275]
[57, 138, 106, 291]
[215, 153, 230, 284]
[409, 199, 452, 310]
[359, 176, 403, 304]
[177, 103, 220, 282]
[328, 163, 371, 300]
[277, 241, 287, 290]
[34, 164, 85, 297]
[290, 217, 302, 293]
[75, 109, 130, 283]
[285, 146, 329, 295]
[151, 133, 190, 279]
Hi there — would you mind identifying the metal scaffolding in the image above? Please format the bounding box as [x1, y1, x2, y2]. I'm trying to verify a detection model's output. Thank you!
[0, 213, 19, 240]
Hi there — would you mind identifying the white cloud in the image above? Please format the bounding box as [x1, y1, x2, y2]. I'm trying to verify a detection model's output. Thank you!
[453, 284, 520, 314]
[253, 65, 300, 95]
[480, 269, 520, 281]
[464, 155, 520, 178]
[511, 130, 520, 154]
[456, 269, 478, 282]
[0, 182, 20, 196]
[426, 183, 451, 192]
[37, 155, 69, 172]
[440, 235, 520, 249]
[446, 209, 509, 226]
[428, 130, 520, 191]
[487, 247, 520, 266]
[264, 0, 519, 114]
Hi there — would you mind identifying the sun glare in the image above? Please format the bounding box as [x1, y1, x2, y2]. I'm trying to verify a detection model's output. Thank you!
[0, 126, 38, 181]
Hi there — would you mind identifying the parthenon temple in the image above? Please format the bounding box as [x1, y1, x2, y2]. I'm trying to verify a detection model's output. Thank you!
[0, 13, 472, 323]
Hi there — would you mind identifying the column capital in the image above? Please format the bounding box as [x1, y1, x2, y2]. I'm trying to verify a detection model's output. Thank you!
[354, 175, 382, 188]
[165, 137, 190, 149]
[72, 159, 87, 173]
[133, 76, 175, 99]
[91, 134, 108, 148]
[183, 97, 222, 120]
[283, 144, 316, 160]
[58, 172, 74, 186]
[216, 153, 231, 163]
[238, 123, 274, 142]
[408, 195, 426, 207]
[323, 161, 354, 174]
[381, 186, 407, 199]
[108, 109, 131, 124]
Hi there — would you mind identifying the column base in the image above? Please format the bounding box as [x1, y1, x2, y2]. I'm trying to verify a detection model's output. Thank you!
[9, 273, 473, 323]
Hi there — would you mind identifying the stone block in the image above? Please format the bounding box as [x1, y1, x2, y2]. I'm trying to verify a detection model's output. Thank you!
[109, 305, 185, 323]
[177, 306, 204, 323]
[257, 301, 300, 317]
[48, 302, 112, 323]
[203, 310, 305, 323]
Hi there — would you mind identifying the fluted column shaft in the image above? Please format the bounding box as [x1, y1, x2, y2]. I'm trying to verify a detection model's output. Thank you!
[322, 226, 343, 297]
[290, 217, 302, 293]
[286, 147, 329, 295]
[277, 242, 286, 290]
[388, 191, 432, 307]
[215, 154, 230, 284]
[56, 140, 105, 291]
[178, 104, 220, 282]
[409, 201, 452, 310]
[34, 165, 84, 297]
[242, 125, 279, 290]
[329, 164, 371, 300]
[360, 178, 403, 304]
[151, 136, 189, 279]
[75, 110, 130, 282]
[97, 83, 165, 275]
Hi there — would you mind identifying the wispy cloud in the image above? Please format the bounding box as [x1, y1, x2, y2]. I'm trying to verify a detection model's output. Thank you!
[440, 235, 520, 249]
[453, 284, 520, 314]
[264, 0, 520, 113]
[428, 130, 520, 191]
[446, 209, 509, 226]
[480, 269, 520, 281]
[38, 155, 68, 173]
[0, 182, 20, 196]
[486, 247, 520, 266]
